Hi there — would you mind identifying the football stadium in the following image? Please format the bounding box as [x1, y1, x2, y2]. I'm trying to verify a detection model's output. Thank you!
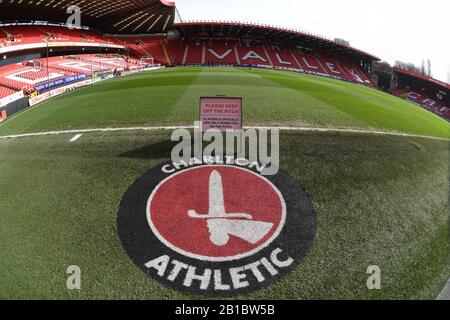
[0, 0, 449, 302]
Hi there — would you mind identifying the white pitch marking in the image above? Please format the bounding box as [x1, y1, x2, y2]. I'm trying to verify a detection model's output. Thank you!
[0, 126, 448, 141]
[437, 279, 450, 300]
[69, 134, 82, 143]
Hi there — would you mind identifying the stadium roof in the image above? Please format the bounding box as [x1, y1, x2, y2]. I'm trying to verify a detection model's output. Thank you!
[0, 0, 176, 34]
[393, 67, 450, 91]
[174, 21, 380, 62]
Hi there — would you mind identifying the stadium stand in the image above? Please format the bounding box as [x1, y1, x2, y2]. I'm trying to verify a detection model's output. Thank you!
[137, 22, 377, 87]
[0, 25, 122, 53]
[1, 16, 378, 89]
[0, 1, 174, 112]
[0, 1, 176, 34]
[11, 2, 448, 120]
[0, 85, 17, 98]
[391, 68, 450, 120]
[204, 39, 240, 66]
[0, 29, 376, 103]
[142, 37, 374, 86]
[112, 35, 166, 63]
[0, 1, 447, 126]
[293, 50, 330, 76]
[0, 54, 145, 98]
[97, 22, 375, 87]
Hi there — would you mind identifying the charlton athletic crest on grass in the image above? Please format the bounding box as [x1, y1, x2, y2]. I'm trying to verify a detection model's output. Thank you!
[117, 161, 316, 296]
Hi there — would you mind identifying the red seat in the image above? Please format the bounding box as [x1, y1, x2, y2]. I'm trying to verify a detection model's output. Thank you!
[0, 85, 18, 99]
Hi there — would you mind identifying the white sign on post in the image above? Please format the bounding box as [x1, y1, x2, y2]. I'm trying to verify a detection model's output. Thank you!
[200, 97, 243, 132]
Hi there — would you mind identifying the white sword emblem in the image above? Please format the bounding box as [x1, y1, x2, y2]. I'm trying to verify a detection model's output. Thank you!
[188, 170, 274, 246]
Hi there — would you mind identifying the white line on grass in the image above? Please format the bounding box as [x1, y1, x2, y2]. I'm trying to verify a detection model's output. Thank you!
[437, 279, 450, 300]
[69, 134, 82, 143]
[0, 126, 449, 141]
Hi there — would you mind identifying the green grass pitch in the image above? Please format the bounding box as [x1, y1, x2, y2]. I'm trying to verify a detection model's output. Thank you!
[0, 67, 448, 299]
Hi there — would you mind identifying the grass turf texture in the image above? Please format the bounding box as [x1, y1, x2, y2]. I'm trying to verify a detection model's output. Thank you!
[0, 67, 449, 299]
[0, 131, 448, 299]
[0, 67, 449, 138]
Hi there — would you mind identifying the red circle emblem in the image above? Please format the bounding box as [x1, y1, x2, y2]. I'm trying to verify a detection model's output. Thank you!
[147, 166, 286, 261]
